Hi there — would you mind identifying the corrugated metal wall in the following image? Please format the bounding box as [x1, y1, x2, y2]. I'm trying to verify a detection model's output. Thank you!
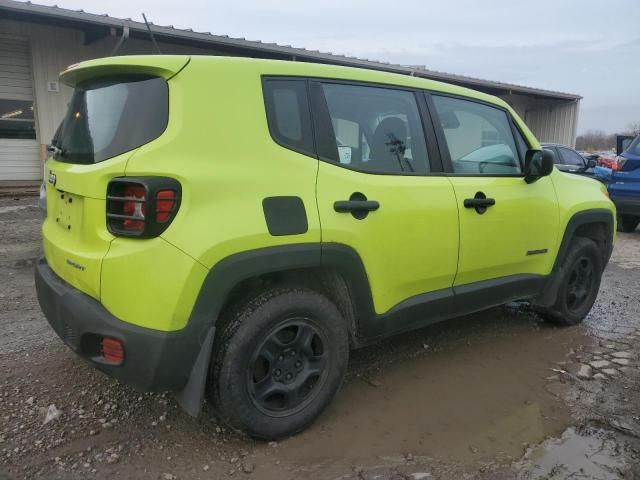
[524, 101, 579, 147]
[500, 94, 580, 147]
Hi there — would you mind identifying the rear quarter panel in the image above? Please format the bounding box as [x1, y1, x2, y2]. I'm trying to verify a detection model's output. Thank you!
[123, 57, 322, 269]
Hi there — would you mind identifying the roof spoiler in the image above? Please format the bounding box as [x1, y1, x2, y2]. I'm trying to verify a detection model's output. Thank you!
[60, 55, 190, 86]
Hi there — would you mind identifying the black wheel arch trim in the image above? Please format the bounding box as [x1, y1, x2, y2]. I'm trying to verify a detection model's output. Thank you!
[535, 208, 614, 307]
[551, 208, 614, 273]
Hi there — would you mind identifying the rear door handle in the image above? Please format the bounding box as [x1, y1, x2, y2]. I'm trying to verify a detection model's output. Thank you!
[463, 192, 495, 214]
[334, 192, 379, 219]
[463, 198, 495, 208]
[334, 200, 380, 213]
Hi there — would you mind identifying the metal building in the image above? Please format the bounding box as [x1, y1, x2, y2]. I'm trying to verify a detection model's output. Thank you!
[0, 0, 581, 183]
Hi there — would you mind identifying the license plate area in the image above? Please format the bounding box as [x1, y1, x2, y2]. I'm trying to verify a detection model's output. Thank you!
[53, 191, 83, 233]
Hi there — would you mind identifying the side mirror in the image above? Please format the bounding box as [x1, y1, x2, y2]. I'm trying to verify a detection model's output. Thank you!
[524, 149, 554, 184]
[587, 158, 597, 169]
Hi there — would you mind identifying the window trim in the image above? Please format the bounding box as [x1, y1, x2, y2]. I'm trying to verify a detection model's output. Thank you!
[261, 77, 318, 160]
[261, 74, 533, 178]
[425, 91, 528, 178]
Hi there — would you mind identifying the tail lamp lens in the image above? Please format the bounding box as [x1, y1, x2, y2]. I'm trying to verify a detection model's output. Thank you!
[101, 337, 124, 364]
[122, 185, 147, 232]
[107, 178, 181, 238]
[615, 156, 627, 169]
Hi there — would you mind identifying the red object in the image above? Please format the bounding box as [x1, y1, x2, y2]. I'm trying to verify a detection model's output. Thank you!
[598, 156, 619, 171]
[101, 337, 124, 364]
[156, 189, 177, 222]
[122, 185, 146, 231]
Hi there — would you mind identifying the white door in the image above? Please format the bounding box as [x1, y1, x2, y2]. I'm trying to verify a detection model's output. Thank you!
[0, 36, 40, 181]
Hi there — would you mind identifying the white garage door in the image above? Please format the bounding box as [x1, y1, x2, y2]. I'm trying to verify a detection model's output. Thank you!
[0, 36, 40, 181]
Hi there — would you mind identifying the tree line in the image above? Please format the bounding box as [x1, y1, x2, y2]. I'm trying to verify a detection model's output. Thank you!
[576, 122, 640, 151]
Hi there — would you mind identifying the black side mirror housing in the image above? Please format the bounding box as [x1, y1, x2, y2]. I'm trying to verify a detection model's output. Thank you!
[587, 158, 597, 169]
[524, 149, 554, 184]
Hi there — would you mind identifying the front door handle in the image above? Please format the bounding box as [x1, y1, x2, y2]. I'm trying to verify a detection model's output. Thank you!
[334, 192, 379, 219]
[463, 192, 495, 214]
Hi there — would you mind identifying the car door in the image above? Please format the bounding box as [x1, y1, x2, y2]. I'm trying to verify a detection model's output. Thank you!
[428, 93, 559, 297]
[312, 81, 459, 329]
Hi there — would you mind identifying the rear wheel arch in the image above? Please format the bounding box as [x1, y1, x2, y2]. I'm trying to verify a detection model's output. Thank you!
[191, 243, 374, 349]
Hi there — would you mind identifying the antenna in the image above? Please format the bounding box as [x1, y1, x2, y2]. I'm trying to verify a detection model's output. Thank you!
[142, 13, 162, 54]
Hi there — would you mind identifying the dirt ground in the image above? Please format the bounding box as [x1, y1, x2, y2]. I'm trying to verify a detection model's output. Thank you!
[1, 195, 639, 480]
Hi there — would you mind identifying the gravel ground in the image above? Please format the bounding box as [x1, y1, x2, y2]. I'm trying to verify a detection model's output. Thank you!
[1, 195, 639, 480]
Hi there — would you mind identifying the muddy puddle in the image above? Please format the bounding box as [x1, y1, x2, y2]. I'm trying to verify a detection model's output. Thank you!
[254, 307, 591, 469]
[515, 425, 628, 479]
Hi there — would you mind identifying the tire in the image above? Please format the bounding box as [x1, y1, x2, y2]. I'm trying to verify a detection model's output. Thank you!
[618, 215, 640, 233]
[537, 237, 603, 326]
[208, 287, 349, 440]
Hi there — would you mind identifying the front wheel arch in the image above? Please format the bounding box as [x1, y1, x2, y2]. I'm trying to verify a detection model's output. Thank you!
[535, 209, 613, 308]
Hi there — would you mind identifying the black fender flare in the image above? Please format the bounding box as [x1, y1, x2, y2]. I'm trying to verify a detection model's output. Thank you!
[536, 208, 614, 306]
[176, 242, 374, 415]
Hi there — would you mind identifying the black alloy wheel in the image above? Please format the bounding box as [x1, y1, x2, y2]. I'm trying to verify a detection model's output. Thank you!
[248, 319, 328, 416]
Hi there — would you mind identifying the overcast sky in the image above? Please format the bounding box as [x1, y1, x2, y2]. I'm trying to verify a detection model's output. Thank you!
[45, 0, 639, 134]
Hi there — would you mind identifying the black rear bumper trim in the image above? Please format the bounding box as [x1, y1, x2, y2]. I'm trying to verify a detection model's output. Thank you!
[35, 258, 200, 392]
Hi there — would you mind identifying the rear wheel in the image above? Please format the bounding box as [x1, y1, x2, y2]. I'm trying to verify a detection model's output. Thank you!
[537, 237, 603, 326]
[618, 215, 640, 233]
[208, 287, 349, 439]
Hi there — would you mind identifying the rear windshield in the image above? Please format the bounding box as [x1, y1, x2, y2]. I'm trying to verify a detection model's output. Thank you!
[53, 75, 168, 164]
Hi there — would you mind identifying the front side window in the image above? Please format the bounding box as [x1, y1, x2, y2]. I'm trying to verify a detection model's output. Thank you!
[54, 75, 168, 164]
[320, 83, 430, 174]
[263, 79, 314, 157]
[558, 147, 586, 167]
[432, 95, 521, 175]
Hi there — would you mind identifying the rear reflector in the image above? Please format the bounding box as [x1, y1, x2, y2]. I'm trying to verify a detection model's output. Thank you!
[101, 337, 124, 364]
[156, 189, 177, 222]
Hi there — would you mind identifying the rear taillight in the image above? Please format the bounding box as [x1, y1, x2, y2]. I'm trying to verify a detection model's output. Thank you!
[107, 177, 181, 238]
[615, 155, 627, 170]
[122, 185, 146, 232]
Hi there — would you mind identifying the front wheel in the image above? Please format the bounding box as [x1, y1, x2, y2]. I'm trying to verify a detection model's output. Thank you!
[618, 215, 640, 233]
[208, 287, 349, 439]
[537, 237, 603, 326]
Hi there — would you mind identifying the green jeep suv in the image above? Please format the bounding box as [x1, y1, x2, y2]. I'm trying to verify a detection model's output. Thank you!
[35, 55, 615, 439]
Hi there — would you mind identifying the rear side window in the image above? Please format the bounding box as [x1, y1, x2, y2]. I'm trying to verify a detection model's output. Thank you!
[432, 95, 521, 175]
[318, 83, 430, 174]
[54, 75, 168, 164]
[263, 79, 315, 157]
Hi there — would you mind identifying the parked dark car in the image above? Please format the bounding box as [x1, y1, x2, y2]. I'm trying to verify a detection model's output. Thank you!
[542, 143, 597, 177]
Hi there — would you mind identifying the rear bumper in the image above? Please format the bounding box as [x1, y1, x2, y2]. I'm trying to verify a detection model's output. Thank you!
[35, 258, 200, 392]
